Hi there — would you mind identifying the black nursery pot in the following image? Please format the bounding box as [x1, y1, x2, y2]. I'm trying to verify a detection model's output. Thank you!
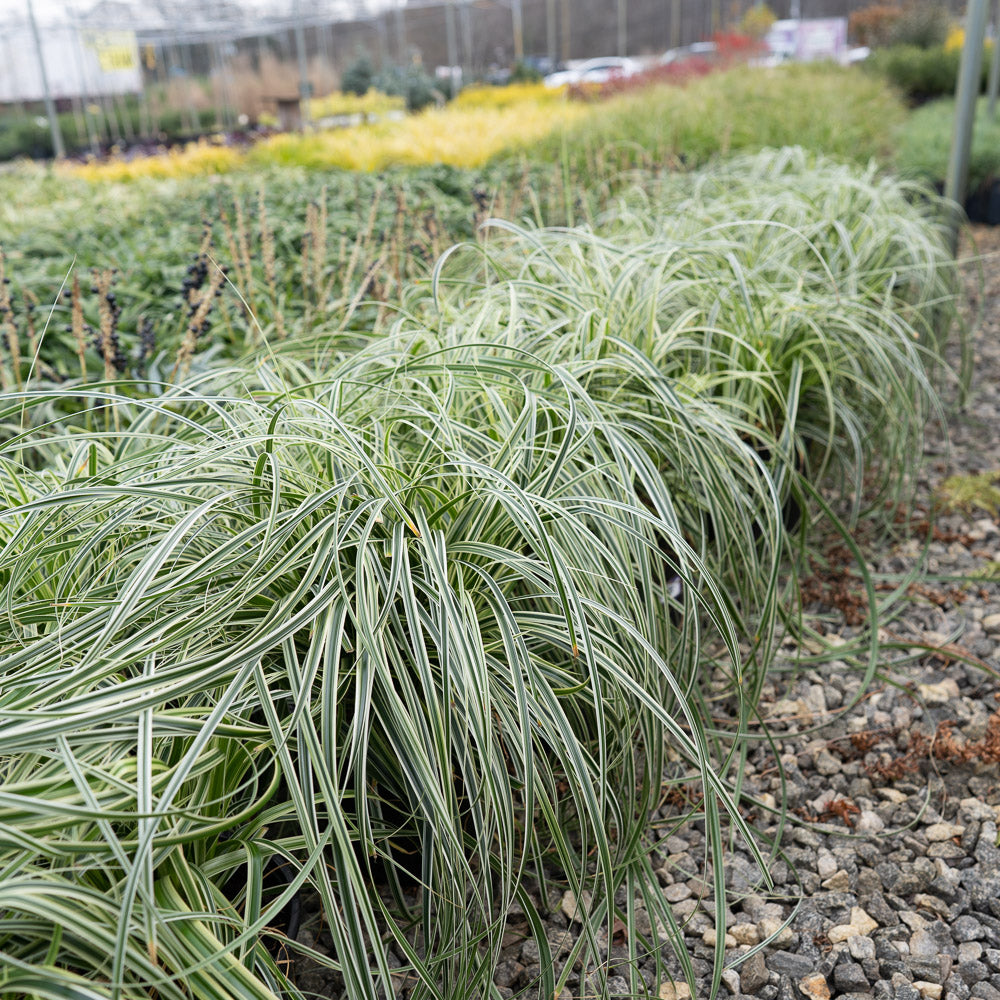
[964, 178, 1000, 225]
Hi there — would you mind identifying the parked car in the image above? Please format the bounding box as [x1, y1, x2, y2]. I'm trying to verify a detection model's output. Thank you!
[543, 56, 641, 88]
[659, 41, 719, 65]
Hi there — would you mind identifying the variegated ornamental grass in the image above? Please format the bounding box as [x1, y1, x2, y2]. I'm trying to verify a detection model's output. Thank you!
[418, 148, 959, 526]
[0, 149, 961, 999]
[0, 349, 772, 1000]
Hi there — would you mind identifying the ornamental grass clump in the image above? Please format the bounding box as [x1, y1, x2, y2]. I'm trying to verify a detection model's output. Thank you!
[0, 349, 772, 999]
[422, 148, 958, 538]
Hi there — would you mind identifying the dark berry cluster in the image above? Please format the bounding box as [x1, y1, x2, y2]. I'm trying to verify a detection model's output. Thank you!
[182, 255, 210, 305]
[135, 317, 157, 371]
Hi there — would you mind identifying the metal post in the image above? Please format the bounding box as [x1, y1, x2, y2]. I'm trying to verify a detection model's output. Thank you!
[292, 0, 310, 128]
[318, 18, 331, 74]
[512, 0, 524, 63]
[374, 16, 388, 71]
[70, 19, 101, 154]
[560, 0, 570, 62]
[946, 0, 989, 231]
[670, 0, 681, 50]
[445, 0, 459, 87]
[395, 1, 407, 64]
[617, 0, 627, 57]
[989, 0, 1000, 117]
[176, 40, 200, 134]
[461, 2, 474, 76]
[26, 0, 65, 158]
[546, 0, 556, 66]
[211, 40, 225, 130]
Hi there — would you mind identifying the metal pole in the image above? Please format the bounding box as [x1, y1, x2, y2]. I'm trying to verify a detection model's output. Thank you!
[546, 0, 556, 66]
[374, 16, 388, 71]
[318, 18, 331, 74]
[511, 0, 524, 63]
[461, 2, 474, 76]
[670, 0, 681, 50]
[617, 0, 627, 57]
[946, 0, 989, 229]
[395, 1, 407, 64]
[177, 40, 200, 133]
[560, 0, 570, 62]
[989, 0, 1000, 117]
[292, 0, 310, 128]
[26, 0, 65, 158]
[211, 40, 225, 130]
[70, 18, 100, 153]
[445, 0, 459, 86]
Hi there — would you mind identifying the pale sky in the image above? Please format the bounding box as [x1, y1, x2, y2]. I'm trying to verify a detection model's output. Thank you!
[0, 0, 384, 24]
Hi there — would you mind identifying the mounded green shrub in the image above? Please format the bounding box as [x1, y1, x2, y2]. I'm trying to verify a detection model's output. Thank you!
[866, 43, 986, 104]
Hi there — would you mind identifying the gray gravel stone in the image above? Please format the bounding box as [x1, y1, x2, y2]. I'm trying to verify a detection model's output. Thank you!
[865, 892, 902, 927]
[766, 951, 814, 979]
[913, 929, 944, 958]
[739, 951, 768, 994]
[605, 975, 631, 997]
[957, 961, 990, 986]
[946, 978, 973, 1000]
[955, 916, 988, 943]
[835, 962, 871, 992]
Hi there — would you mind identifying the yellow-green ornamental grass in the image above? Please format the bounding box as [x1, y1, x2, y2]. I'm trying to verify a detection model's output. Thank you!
[58, 68, 906, 183]
[63, 83, 584, 181]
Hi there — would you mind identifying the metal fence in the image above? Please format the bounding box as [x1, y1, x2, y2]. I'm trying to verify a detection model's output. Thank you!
[0, 0, 975, 155]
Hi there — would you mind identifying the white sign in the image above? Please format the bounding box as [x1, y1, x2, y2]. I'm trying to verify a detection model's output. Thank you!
[765, 18, 848, 64]
[0, 24, 141, 103]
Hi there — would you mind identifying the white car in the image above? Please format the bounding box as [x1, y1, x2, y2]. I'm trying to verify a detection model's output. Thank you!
[543, 57, 641, 88]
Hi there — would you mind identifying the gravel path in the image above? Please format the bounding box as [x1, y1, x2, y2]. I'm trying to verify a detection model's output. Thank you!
[294, 227, 1000, 1000]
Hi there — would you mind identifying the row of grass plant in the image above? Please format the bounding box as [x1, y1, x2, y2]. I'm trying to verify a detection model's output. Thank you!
[50, 63, 903, 186]
[0, 71, 911, 392]
[0, 66, 909, 391]
[0, 148, 962, 999]
[530, 64, 908, 178]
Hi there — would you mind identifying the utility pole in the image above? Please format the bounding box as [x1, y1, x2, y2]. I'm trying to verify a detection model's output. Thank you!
[26, 0, 65, 158]
[946, 0, 989, 248]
